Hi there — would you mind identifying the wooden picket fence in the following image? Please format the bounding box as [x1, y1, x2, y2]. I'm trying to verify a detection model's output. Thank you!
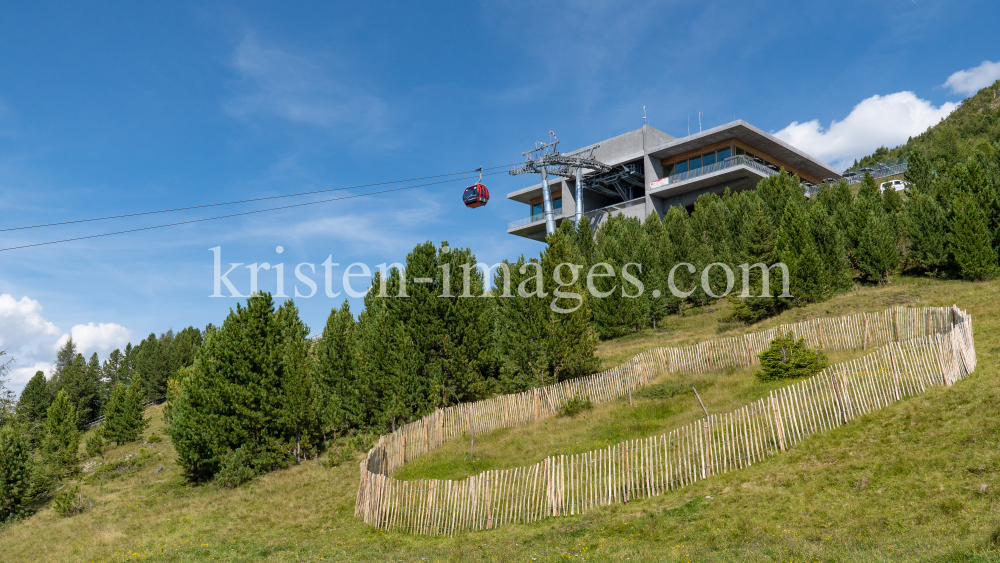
[356, 306, 976, 534]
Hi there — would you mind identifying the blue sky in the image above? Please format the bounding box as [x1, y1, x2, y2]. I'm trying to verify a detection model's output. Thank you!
[2, 0, 999, 393]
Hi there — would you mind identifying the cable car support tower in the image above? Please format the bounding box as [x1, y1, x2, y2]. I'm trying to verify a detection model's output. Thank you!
[508, 136, 611, 237]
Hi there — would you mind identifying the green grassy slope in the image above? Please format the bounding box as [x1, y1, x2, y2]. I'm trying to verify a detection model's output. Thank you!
[2, 276, 999, 562]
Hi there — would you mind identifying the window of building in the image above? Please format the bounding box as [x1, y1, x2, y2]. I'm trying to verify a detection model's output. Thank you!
[717, 147, 732, 161]
[689, 155, 701, 170]
[531, 198, 562, 217]
[676, 160, 688, 174]
[702, 152, 716, 167]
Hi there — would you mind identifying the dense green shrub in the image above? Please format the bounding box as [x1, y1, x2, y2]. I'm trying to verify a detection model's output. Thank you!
[757, 334, 828, 381]
[558, 396, 594, 417]
[52, 485, 87, 517]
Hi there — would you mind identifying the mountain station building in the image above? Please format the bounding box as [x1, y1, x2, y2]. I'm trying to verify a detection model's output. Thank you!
[506, 120, 842, 241]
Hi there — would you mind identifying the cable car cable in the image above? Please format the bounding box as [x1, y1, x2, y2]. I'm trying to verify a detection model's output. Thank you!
[0, 170, 506, 253]
[0, 162, 520, 233]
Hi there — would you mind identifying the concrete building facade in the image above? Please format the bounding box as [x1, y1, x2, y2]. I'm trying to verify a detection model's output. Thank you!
[506, 121, 842, 241]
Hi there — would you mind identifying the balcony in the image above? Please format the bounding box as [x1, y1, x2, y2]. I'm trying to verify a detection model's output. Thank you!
[655, 154, 779, 188]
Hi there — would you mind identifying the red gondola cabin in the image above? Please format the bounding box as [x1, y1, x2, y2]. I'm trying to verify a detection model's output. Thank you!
[463, 183, 489, 208]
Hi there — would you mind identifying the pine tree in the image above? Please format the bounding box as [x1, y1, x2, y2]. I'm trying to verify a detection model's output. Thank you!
[354, 296, 423, 431]
[51, 351, 96, 428]
[17, 371, 52, 447]
[777, 201, 826, 303]
[905, 147, 936, 198]
[102, 376, 149, 445]
[731, 198, 787, 323]
[856, 210, 900, 284]
[542, 223, 600, 382]
[493, 256, 550, 392]
[661, 205, 694, 315]
[167, 294, 294, 482]
[0, 424, 32, 521]
[808, 203, 852, 292]
[41, 389, 80, 478]
[573, 216, 597, 269]
[313, 300, 357, 435]
[906, 193, 949, 273]
[948, 193, 998, 280]
[641, 212, 670, 327]
[277, 300, 318, 463]
[50, 338, 78, 387]
[17, 371, 51, 424]
[591, 215, 650, 338]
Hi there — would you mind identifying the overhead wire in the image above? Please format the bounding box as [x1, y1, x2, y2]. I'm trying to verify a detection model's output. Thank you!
[0, 170, 510, 252]
[1, 162, 522, 233]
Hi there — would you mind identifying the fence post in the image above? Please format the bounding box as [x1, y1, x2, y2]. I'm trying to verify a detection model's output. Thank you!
[744, 334, 754, 365]
[545, 457, 552, 516]
[894, 307, 902, 343]
[486, 472, 493, 529]
[770, 393, 786, 452]
[829, 369, 846, 424]
[702, 418, 713, 477]
[889, 345, 901, 401]
[864, 314, 870, 350]
[535, 388, 540, 420]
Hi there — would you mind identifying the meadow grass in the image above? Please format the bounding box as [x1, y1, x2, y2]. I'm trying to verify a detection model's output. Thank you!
[2, 275, 999, 562]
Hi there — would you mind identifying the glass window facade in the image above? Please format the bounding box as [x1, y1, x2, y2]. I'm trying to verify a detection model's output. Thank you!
[531, 197, 562, 217]
[663, 145, 783, 181]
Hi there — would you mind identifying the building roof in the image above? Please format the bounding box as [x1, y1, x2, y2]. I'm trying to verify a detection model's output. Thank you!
[646, 120, 842, 180]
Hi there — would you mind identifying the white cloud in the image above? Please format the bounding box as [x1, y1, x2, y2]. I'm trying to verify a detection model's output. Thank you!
[9, 362, 51, 389]
[0, 293, 131, 395]
[225, 35, 387, 130]
[56, 323, 132, 357]
[774, 92, 957, 170]
[0, 294, 61, 351]
[944, 60, 1000, 96]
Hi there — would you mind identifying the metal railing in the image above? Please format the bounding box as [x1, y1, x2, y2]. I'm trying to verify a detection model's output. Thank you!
[660, 155, 780, 187]
[582, 197, 645, 219]
[507, 212, 548, 230]
[842, 162, 908, 185]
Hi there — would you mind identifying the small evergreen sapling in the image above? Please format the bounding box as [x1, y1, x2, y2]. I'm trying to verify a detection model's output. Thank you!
[0, 424, 32, 521]
[85, 430, 105, 462]
[757, 334, 828, 381]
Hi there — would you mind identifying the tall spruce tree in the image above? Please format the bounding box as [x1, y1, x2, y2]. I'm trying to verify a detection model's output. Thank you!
[808, 202, 852, 292]
[17, 371, 51, 425]
[102, 376, 149, 445]
[542, 223, 600, 382]
[591, 215, 650, 338]
[41, 389, 80, 479]
[856, 210, 900, 284]
[731, 198, 787, 323]
[661, 205, 695, 315]
[313, 300, 357, 435]
[948, 193, 998, 280]
[777, 201, 826, 303]
[906, 192, 949, 273]
[905, 147, 937, 198]
[276, 300, 318, 463]
[493, 256, 550, 392]
[641, 213, 670, 327]
[354, 294, 423, 431]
